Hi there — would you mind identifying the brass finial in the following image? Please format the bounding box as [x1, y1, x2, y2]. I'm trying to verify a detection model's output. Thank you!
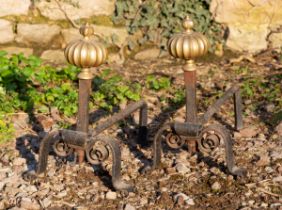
[64, 24, 108, 79]
[79, 23, 94, 39]
[167, 16, 209, 71]
[183, 16, 194, 33]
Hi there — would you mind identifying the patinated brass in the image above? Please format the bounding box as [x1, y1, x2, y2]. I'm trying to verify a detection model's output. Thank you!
[167, 16, 209, 71]
[64, 23, 108, 79]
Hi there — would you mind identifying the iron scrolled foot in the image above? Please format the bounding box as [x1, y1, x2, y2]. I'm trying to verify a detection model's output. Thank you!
[36, 129, 86, 175]
[153, 122, 180, 169]
[197, 124, 246, 177]
[86, 135, 134, 192]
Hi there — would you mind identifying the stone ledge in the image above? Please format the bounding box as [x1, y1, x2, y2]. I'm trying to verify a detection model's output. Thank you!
[0, 47, 33, 57]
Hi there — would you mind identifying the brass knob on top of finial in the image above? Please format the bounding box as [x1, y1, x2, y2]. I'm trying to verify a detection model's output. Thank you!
[167, 16, 209, 71]
[79, 23, 94, 39]
[64, 24, 107, 79]
[182, 16, 194, 33]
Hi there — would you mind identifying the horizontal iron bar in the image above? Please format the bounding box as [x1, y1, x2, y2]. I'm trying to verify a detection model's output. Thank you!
[201, 84, 240, 124]
[91, 100, 147, 137]
[60, 129, 87, 148]
[173, 121, 202, 137]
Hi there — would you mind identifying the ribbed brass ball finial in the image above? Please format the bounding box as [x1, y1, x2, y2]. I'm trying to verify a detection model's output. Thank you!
[64, 24, 107, 79]
[167, 16, 209, 71]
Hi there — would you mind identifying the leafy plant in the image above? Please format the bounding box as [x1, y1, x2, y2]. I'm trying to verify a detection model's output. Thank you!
[169, 88, 185, 107]
[113, 0, 223, 51]
[146, 75, 171, 91]
[240, 71, 281, 114]
[0, 51, 80, 116]
[0, 116, 15, 144]
[92, 69, 142, 111]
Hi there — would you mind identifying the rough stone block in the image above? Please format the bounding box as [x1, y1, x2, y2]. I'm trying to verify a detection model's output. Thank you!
[41, 50, 66, 64]
[0, 0, 30, 17]
[16, 24, 61, 46]
[269, 32, 282, 51]
[210, 0, 282, 53]
[36, 0, 115, 20]
[0, 47, 33, 57]
[0, 20, 14, 44]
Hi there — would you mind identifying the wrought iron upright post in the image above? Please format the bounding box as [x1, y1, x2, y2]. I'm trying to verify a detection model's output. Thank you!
[152, 16, 246, 177]
[64, 24, 107, 163]
[168, 17, 209, 123]
[168, 17, 209, 152]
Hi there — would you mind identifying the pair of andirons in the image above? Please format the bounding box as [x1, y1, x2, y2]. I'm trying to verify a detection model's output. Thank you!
[26, 17, 246, 192]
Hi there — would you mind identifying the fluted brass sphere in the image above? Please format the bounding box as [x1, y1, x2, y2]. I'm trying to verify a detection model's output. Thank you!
[64, 24, 107, 69]
[168, 16, 209, 61]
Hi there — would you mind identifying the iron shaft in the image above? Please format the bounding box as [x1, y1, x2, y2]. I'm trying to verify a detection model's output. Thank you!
[76, 78, 92, 163]
[184, 71, 197, 123]
[184, 70, 197, 153]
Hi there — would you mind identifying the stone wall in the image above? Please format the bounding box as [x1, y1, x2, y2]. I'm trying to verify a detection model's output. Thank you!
[0, 0, 127, 64]
[210, 0, 282, 53]
[0, 0, 282, 62]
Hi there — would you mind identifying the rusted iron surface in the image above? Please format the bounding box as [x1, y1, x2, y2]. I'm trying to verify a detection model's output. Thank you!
[32, 98, 148, 191]
[92, 100, 147, 140]
[201, 84, 241, 124]
[197, 124, 246, 176]
[86, 135, 134, 191]
[184, 70, 197, 123]
[76, 79, 92, 163]
[234, 89, 244, 131]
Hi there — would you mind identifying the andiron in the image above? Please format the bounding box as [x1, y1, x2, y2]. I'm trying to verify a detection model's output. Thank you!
[152, 16, 246, 176]
[24, 24, 148, 191]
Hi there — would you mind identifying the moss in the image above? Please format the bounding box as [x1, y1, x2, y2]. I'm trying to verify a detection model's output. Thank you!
[3, 14, 72, 28]
[89, 15, 113, 26]
[107, 45, 120, 54]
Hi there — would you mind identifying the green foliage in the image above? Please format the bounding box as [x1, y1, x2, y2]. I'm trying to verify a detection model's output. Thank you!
[0, 52, 144, 118]
[146, 75, 171, 90]
[113, 0, 222, 51]
[0, 116, 15, 144]
[169, 89, 185, 107]
[0, 51, 80, 116]
[239, 68, 282, 113]
[92, 69, 142, 111]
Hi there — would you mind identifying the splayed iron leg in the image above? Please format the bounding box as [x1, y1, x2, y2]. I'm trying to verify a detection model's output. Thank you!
[153, 123, 173, 169]
[36, 130, 86, 175]
[198, 124, 246, 176]
[234, 89, 244, 131]
[137, 102, 148, 147]
[86, 136, 134, 192]
[36, 130, 61, 174]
